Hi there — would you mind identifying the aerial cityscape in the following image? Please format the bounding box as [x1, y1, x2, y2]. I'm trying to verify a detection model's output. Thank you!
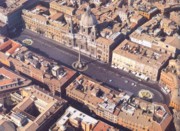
[0, 0, 179, 131]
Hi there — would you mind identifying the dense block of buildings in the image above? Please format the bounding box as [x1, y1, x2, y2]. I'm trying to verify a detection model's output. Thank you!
[160, 58, 180, 110]
[66, 74, 172, 131]
[21, 0, 149, 63]
[154, 1, 180, 15]
[0, 0, 39, 29]
[6, 86, 67, 131]
[0, 39, 77, 95]
[117, 5, 146, 35]
[160, 59, 180, 90]
[133, 0, 159, 19]
[49, 106, 118, 131]
[112, 39, 170, 81]
[21, 2, 124, 63]
[130, 15, 180, 57]
[0, 66, 31, 97]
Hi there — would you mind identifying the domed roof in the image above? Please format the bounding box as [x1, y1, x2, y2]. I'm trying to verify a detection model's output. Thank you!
[80, 6, 98, 28]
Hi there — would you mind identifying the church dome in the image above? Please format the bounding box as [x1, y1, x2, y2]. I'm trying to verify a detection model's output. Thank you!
[80, 6, 98, 28]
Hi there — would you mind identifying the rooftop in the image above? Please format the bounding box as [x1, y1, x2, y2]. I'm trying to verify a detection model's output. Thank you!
[163, 59, 180, 77]
[113, 39, 170, 68]
[130, 14, 180, 50]
[58, 106, 98, 125]
[66, 74, 172, 129]
[92, 121, 118, 131]
[134, 0, 158, 13]
[0, 39, 76, 92]
[22, 0, 141, 40]
[22, 4, 69, 32]
[0, 39, 21, 56]
[9, 86, 67, 131]
[164, 35, 180, 50]
[161, 58, 180, 92]
[0, 0, 28, 15]
[50, 106, 99, 131]
[0, 66, 31, 92]
[66, 75, 132, 113]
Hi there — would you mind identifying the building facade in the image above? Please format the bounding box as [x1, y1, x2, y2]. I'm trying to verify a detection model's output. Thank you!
[7, 86, 67, 131]
[0, 0, 39, 29]
[22, 1, 125, 63]
[130, 15, 180, 58]
[0, 66, 31, 97]
[49, 106, 118, 131]
[0, 39, 77, 95]
[66, 74, 172, 131]
[112, 39, 170, 81]
[160, 58, 180, 110]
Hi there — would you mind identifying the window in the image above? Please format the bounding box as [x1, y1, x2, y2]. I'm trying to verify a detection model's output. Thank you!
[97, 50, 102, 54]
